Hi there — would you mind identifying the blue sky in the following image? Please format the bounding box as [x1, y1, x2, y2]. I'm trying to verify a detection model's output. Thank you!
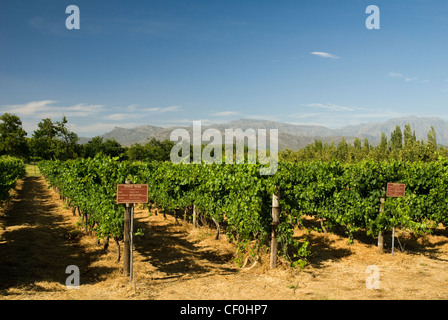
[1, 0, 448, 137]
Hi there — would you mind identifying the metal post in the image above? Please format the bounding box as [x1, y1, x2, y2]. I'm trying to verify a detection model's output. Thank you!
[391, 226, 395, 256]
[270, 190, 280, 269]
[130, 205, 134, 283]
[123, 180, 132, 278]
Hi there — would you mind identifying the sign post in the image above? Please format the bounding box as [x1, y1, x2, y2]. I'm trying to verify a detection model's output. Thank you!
[117, 181, 148, 283]
[386, 183, 406, 256]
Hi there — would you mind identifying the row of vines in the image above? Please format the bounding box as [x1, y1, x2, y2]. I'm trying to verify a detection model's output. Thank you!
[0, 156, 26, 207]
[38, 155, 448, 266]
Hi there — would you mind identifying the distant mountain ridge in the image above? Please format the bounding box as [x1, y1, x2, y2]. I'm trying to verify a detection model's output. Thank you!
[79, 116, 448, 151]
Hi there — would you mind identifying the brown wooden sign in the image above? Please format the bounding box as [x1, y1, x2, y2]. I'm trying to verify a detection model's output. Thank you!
[117, 184, 148, 204]
[386, 183, 406, 197]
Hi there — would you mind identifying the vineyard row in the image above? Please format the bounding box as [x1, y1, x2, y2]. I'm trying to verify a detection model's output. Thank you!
[0, 156, 26, 207]
[38, 155, 448, 266]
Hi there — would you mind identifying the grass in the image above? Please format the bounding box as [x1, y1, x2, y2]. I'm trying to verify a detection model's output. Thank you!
[25, 163, 41, 177]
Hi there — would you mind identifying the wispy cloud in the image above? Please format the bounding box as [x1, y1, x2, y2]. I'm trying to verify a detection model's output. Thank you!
[388, 72, 403, 78]
[405, 76, 419, 82]
[1, 100, 106, 135]
[156, 118, 213, 126]
[105, 113, 139, 121]
[104, 105, 182, 122]
[142, 105, 181, 113]
[310, 52, 339, 59]
[28, 16, 63, 35]
[126, 104, 139, 111]
[388, 72, 428, 83]
[211, 111, 240, 117]
[287, 109, 412, 129]
[70, 122, 140, 134]
[1, 100, 57, 115]
[1, 100, 104, 118]
[306, 103, 355, 112]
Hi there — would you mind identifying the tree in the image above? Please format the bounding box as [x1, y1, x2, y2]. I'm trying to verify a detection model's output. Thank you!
[427, 126, 437, 151]
[30, 116, 79, 160]
[83, 136, 124, 158]
[126, 138, 176, 162]
[278, 125, 443, 164]
[0, 113, 28, 158]
[102, 139, 125, 158]
[401, 123, 419, 161]
[126, 143, 148, 161]
[389, 125, 403, 151]
[336, 137, 348, 162]
[425, 126, 438, 161]
[403, 123, 416, 148]
[379, 133, 388, 151]
[361, 137, 371, 159]
[374, 132, 389, 161]
[353, 137, 362, 150]
[30, 118, 58, 160]
[54, 116, 79, 160]
[83, 136, 104, 158]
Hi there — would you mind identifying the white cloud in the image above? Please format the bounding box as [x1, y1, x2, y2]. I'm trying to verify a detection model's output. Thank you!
[105, 113, 139, 121]
[388, 72, 424, 83]
[310, 52, 339, 59]
[306, 103, 355, 112]
[290, 112, 323, 119]
[143, 105, 181, 113]
[1, 100, 104, 118]
[68, 103, 104, 112]
[127, 104, 139, 111]
[212, 111, 240, 117]
[70, 122, 140, 134]
[2, 100, 57, 115]
[405, 76, 418, 82]
[286, 109, 412, 129]
[388, 72, 403, 78]
[103, 105, 182, 122]
[155, 118, 213, 126]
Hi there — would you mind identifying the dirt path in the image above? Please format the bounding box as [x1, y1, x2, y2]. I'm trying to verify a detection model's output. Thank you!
[0, 176, 111, 297]
[1, 175, 448, 300]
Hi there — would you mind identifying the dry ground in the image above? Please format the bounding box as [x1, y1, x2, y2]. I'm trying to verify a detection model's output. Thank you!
[1, 173, 448, 300]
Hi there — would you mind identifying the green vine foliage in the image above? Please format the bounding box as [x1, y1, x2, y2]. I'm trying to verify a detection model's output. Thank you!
[39, 155, 448, 267]
[0, 156, 26, 206]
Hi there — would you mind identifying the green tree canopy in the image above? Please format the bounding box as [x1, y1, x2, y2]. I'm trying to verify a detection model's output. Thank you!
[0, 113, 28, 158]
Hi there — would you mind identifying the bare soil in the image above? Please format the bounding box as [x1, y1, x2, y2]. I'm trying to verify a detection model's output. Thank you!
[1, 175, 448, 300]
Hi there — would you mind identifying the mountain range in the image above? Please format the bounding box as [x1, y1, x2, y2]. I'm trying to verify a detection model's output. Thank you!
[79, 116, 448, 151]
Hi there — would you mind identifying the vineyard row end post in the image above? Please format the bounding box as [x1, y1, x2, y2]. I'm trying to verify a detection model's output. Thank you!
[117, 180, 148, 282]
[377, 197, 385, 254]
[123, 180, 133, 279]
[270, 190, 280, 269]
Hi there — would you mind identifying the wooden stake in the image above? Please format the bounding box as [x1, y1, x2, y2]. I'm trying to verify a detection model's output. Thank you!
[391, 226, 395, 256]
[270, 190, 280, 269]
[378, 198, 385, 254]
[192, 204, 197, 228]
[123, 180, 133, 277]
[211, 217, 220, 240]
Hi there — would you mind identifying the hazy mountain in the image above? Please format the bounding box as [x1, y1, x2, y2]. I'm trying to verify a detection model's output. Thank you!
[79, 116, 448, 151]
[333, 116, 448, 144]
